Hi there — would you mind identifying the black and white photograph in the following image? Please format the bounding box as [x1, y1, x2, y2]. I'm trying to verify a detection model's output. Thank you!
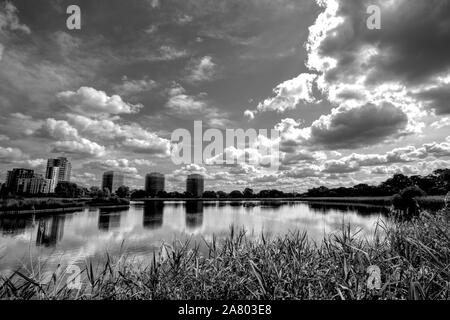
[0, 0, 449, 307]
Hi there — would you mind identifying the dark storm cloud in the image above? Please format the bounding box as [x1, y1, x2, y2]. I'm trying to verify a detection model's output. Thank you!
[415, 85, 450, 115]
[319, 0, 450, 86]
[309, 102, 408, 150]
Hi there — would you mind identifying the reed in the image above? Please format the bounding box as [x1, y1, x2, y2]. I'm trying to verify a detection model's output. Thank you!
[1, 209, 449, 300]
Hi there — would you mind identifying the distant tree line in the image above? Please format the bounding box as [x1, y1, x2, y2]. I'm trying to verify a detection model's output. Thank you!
[0, 181, 131, 199]
[2, 169, 449, 200]
[304, 169, 450, 197]
[129, 188, 298, 199]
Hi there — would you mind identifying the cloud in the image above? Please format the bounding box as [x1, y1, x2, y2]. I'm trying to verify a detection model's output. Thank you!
[322, 140, 450, 174]
[256, 73, 317, 114]
[83, 159, 139, 176]
[186, 56, 216, 83]
[112, 76, 157, 95]
[415, 84, 450, 115]
[168, 164, 209, 182]
[57, 87, 143, 116]
[275, 102, 409, 151]
[147, 45, 188, 61]
[165, 84, 207, 113]
[253, 0, 450, 150]
[0, 2, 31, 35]
[149, 0, 160, 9]
[309, 102, 408, 149]
[165, 84, 231, 127]
[0, 146, 28, 163]
[51, 139, 106, 157]
[66, 114, 171, 156]
[431, 117, 450, 129]
[39, 118, 106, 157]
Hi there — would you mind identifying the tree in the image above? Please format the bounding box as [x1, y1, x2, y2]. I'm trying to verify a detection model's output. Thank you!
[89, 186, 100, 197]
[243, 188, 254, 198]
[130, 189, 147, 199]
[116, 185, 130, 198]
[229, 190, 243, 198]
[217, 191, 228, 198]
[203, 191, 217, 198]
[156, 190, 168, 198]
[381, 174, 412, 194]
[55, 182, 82, 198]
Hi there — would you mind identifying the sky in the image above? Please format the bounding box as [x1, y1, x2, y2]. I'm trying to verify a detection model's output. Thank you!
[0, 0, 450, 192]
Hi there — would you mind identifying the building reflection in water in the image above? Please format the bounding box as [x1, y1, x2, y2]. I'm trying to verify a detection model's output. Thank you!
[36, 215, 66, 247]
[185, 201, 204, 230]
[143, 201, 164, 230]
[98, 209, 122, 231]
[0, 217, 33, 236]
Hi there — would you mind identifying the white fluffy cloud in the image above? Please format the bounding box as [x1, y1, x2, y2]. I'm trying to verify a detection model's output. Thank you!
[40, 118, 106, 157]
[51, 139, 106, 157]
[256, 73, 317, 113]
[57, 87, 143, 116]
[66, 114, 171, 156]
[186, 56, 216, 83]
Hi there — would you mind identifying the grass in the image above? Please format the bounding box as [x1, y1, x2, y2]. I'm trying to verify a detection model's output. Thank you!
[1, 209, 449, 300]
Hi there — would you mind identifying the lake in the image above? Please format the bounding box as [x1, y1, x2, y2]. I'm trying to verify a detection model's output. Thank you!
[0, 200, 390, 275]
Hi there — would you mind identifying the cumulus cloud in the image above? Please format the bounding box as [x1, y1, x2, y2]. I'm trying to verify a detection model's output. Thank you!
[309, 102, 408, 149]
[0, 146, 28, 163]
[39, 118, 106, 157]
[166, 84, 208, 113]
[253, 0, 450, 151]
[256, 73, 317, 113]
[322, 140, 450, 174]
[66, 114, 171, 156]
[186, 56, 216, 83]
[51, 139, 106, 157]
[57, 87, 143, 116]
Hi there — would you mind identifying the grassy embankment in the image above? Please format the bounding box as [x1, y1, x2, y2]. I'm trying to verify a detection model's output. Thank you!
[1, 207, 449, 300]
[0, 198, 130, 215]
[0, 198, 84, 214]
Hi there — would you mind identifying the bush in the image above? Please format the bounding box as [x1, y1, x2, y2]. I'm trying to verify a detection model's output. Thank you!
[400, 186, 426, 199]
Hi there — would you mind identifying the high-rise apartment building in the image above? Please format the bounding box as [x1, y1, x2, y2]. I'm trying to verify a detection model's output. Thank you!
[186, 174, 204, 198]
[46, 157, 71, 183]
[6, 168, 35, 193]
[145, 173, 165, 196]
[45, 166, 60, 193]
[102, 171, 125, 193]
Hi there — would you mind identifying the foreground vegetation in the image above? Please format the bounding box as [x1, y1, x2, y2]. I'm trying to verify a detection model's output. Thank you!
[1, 207, 448, 300]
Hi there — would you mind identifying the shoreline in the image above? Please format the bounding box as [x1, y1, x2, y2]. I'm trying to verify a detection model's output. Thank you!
[0, 196, 444, 217]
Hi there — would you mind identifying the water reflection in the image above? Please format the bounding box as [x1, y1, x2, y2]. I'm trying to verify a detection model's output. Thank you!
[143, 201, 164, 230]
[0, 201, 392, 274]
[307, 202, 390, 216]
[0, 217, 33, 236]
[185, 201, 204, 230]
[98, 210, 122, 231]
[36, 215, 66, 247]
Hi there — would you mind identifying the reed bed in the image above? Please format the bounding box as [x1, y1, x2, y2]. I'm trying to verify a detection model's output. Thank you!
[1, 209, 449, 300]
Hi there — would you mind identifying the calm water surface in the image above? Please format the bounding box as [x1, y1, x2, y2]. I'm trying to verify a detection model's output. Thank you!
[0, 201, 389, 274]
